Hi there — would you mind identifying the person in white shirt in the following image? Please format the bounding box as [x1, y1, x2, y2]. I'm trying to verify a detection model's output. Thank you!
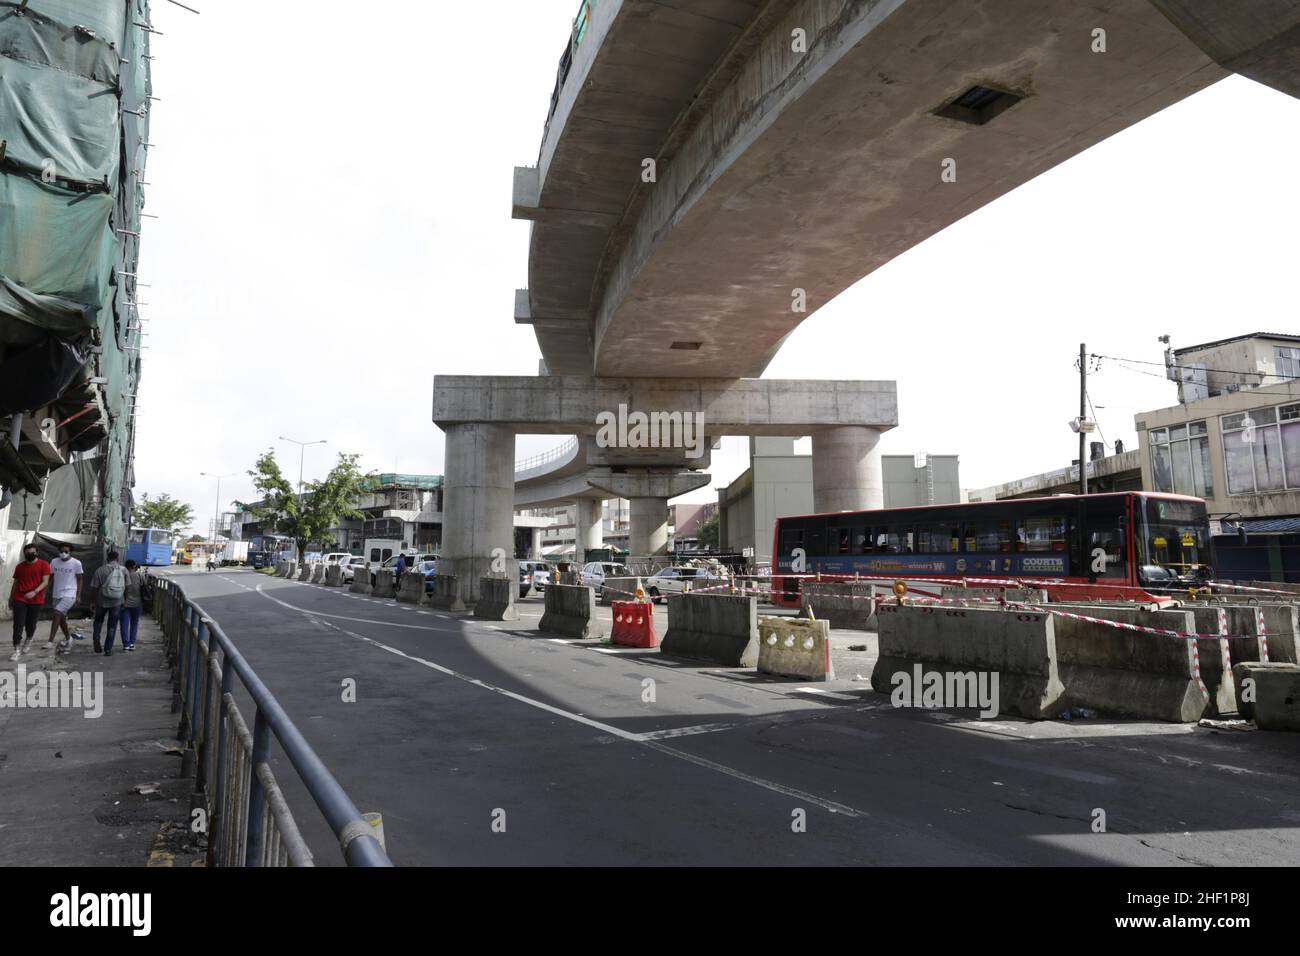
[46, 543, 84, 653]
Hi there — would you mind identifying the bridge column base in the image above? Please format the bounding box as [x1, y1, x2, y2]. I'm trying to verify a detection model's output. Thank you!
[442, 423, 515, 605]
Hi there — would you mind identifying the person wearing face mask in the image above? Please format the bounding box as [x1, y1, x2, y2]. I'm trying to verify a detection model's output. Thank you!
[9, 543, 51, 661]
[47, 543, 85, 653]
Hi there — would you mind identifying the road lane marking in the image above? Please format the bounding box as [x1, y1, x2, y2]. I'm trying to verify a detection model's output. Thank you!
[255, 585, 863, 818]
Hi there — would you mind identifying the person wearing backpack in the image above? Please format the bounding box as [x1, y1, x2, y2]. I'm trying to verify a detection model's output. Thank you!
[89, 550, 127, 656]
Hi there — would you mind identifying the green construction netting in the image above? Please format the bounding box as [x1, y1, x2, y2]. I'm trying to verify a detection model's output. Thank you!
[0, 0, 151, 545]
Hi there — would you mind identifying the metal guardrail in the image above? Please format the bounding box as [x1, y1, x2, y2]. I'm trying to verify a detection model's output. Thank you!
[150, 575, 392, 867]
[515, 436, 579, 476]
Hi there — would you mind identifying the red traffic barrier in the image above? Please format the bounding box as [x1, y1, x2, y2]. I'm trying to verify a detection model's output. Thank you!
[611, 601, 658, 648]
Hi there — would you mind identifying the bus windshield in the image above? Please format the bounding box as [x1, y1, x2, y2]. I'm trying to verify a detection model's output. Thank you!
[1139, 497, 1211, 583]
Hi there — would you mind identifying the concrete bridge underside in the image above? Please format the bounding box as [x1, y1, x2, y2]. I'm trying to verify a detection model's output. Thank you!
[516, 0, 1300, 379]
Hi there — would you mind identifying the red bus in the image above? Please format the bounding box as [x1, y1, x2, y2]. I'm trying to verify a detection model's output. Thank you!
[770, 491, 1213, 608]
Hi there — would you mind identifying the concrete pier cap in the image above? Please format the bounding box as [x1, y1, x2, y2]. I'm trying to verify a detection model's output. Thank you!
[434, 375, 898, 595]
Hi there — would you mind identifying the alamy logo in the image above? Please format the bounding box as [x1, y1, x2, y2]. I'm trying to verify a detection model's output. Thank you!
[1, 666, 103, 718]
[50, 887, 151, 936]
[595, 404, 705, 460]
[891, 665, 1000, 719]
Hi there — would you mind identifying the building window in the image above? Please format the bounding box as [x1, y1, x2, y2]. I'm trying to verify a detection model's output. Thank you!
[1149, 420, 1213, 498]
[1275, 347, 1300, 380]
[1221, 405, 1299, 496]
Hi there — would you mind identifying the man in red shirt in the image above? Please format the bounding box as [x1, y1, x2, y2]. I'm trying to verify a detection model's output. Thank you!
[9, 543, 51, 661]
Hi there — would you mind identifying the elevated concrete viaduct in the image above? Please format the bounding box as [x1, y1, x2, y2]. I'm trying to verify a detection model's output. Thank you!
[437, 0, 1300, 603]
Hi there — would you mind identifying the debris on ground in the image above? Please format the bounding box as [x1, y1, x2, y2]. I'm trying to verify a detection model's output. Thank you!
[1197, 717, 1257, 732]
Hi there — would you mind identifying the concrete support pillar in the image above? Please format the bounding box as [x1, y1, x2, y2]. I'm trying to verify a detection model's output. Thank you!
[442, 424, 515, 604]
[629, 496, 669, 557]
[812, 426, 883, 513]
[530, 526, 543, 560]
[574, 497, 603, 565]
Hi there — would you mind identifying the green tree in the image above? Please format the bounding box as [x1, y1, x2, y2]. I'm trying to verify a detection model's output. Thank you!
[132, 493, 195, 534]
[236, 449, 372, 562]
[696, 512, 720, 549]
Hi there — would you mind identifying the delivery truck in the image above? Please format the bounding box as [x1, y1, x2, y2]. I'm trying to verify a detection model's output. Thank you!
[221, 541, 251, 566]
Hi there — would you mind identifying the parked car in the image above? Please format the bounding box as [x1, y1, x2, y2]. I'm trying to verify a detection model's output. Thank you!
[579, 561, 631, 595]
[371, 552, 431, 586]
[338, 554, 365, 584]
[645, 565, 727, 604]
[520, 560, 551, 592]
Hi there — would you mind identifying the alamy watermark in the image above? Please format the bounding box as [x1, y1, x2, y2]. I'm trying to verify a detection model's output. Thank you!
[595, 404, 706, 460]
[1, 665, 103, 718]
[890, 664, 1000, 719]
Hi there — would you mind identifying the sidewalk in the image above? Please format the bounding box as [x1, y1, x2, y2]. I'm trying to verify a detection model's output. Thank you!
[0, 609, 202, 866]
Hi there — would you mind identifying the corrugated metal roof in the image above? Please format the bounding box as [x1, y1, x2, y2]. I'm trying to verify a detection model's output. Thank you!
[1238, 517, 1300, 534]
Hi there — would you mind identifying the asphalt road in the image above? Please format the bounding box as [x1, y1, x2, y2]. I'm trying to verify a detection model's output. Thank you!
[164, 568, 1300, 867]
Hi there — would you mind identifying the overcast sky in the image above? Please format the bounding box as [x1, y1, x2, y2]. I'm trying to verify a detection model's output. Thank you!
[135, 2, 1300, 535]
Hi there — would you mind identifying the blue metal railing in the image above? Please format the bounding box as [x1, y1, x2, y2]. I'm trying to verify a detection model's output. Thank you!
[151, 575, 392, 867]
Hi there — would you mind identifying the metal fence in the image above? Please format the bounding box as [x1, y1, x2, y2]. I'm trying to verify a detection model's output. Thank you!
[151, 575, 392, 867]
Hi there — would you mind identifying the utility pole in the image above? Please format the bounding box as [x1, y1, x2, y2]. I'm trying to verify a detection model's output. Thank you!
[280, 436, 327, 497]
[1079, 343, 1088, 496]
[201, 471, 235, 559]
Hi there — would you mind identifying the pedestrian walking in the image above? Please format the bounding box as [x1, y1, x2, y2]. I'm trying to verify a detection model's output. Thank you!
[8, 543, 51, 661]
[121, 559, 144, 651]
[46, 543, 84, 654]
[89, 550, 127, 656]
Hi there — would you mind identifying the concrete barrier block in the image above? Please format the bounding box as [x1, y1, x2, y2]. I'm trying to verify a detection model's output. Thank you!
[427, 575, 465, 611]
[661, 593, 758, 667]
[475, 576, 519, 621]
[309, 564, 324, 583]
[324, 565, 342, 587]
[350, 568, 371, 595]
[872, 604, 1065, 719]
[297, 564, 311, 582]
[1184, 606, 1239, 716]
[372, 569, 396, 599]
[1232, 662, 1300, 731]
[758, 616, 833, 681]
[396, 571, 424, 604]
[539, 584, 603, 640]
[1048, 604, 1208, 722]
[600, 577, 642, 606]
[938, 587, 1049, 605]
[800, 582, 878, 631]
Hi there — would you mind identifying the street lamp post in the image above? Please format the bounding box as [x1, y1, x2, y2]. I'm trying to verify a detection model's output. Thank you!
[279, 436, 328, 497]
[201, 471, 236, 564]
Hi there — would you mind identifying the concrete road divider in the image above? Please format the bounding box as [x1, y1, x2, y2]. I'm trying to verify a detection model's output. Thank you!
[939, 587, 1049, 604]
[873, 604, 1064, 719]
[275, 561, 287, 577]
[800, 582, 878, 630]
[1232, 662, 1300, 730]
[758, 616, 833, 681]
[1183, 606, 1242, 716]
[539, 584, 604, 640]
[427, 575, 465, 611]
[286, 561, 298, 579]
[661, 593, 758, 667]
[324, 565, 342, 587]
[310, 564, 325, 584]
[297, 564, 311, 582]
[611, 601, 657, 647]
[1046, 604, 1211, 722]
[475, 577, 519, 621]
[600, 577, 642, 606]
[372, 569, 396, 599]
[350, 569, 371, 595]
[396, 572, 424, 604]
[1207, 599, 1297, 663]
